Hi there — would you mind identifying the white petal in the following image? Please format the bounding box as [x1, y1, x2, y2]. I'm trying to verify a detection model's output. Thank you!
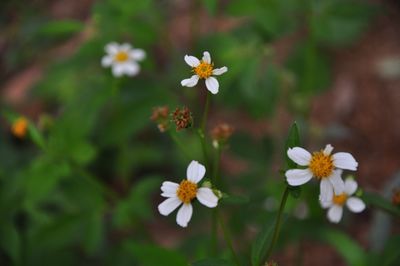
[196, 187, 218, 208]
[101, 55, 113, 67]
[285, 169, 313, 186]
[105, 42, 119, 54]
[344, 178, 358, 195]
[333, 152, 358, 171]
[323, 144, 334, 155]
[120, 43, 132, 52]
[176, 203, 193, 227]
[327, 205, 343, 223]
[328, 170, 345, 195]
[205, 77, 219, 94]
[181, 75, 199, 87]
[202, 51, 211, 64]
[184, 55, 200, 67]
[158, 197, 181, 216]
[320, 179, 334, 203]
[130, 49, 146, 61]
[186, 160, 206, 183]
[124, 62, 140, 76]
[161, 181, 179, 197]
[346, 197, 365, 213]
[112, 64, 125, 77]
[320, 199, 333, 209]
[212, 66, 228, 76]
[287, 147, 312, 166]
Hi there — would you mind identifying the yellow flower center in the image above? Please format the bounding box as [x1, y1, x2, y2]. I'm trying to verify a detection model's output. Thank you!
[177, 180, 198, 204]
[309, 151, 334, 179]
[12, 117, 28, 138]
[333, 193, 347, 206]
[114, 51, 129, 62]
[193, 61, 213, 79]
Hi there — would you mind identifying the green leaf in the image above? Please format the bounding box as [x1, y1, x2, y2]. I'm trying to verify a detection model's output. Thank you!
[284, 122, 300, 169]
[37, 20, 83, 38]
[0, 221, 20, 265]
[203, 0, 218, 15]
[316, 228, 365, 266]
[287, 41, 331, 95]
[113, 176, 161, 227]
[362, 192, 400, 217]
[381, 236, 400, 266]
[192, 258, 234, 266]
[310, 0, 376, 46]
[27, 122, 46, 149]
[221, 194, 249, 205]
[251, 218, 276, 266]
[125, 242, 187, 266]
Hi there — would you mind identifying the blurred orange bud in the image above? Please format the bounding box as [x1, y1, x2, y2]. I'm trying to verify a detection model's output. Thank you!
[11, 117, 28, 139]
[211, 123, 234, 143]
[151, 106, 169, 132]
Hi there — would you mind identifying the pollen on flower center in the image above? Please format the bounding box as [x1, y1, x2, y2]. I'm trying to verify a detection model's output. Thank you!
[114, 51, 129, 62]
[193, 61, 213, 79]
[309, 151, 334, 179]
[177, 180, 198, 204]
[333, 193, 347, 206]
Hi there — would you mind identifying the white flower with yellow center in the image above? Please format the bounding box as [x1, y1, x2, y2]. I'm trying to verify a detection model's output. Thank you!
[158, 160, 219, 227]
[181, 51, 228, 94]
[101, 42, 145, 77]
[321, 177, 366, 223]
[285, 144, 358, 202]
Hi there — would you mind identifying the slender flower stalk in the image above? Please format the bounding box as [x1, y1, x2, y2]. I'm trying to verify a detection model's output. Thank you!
[201, 92, 211, 132]
[263, 186, 290, 263]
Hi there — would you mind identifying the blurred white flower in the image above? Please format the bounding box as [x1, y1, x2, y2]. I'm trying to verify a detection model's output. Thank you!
[158, 160, 219, 227]
[285, 144, 358, 202]
[181, 51, 228, 94]
[321, 178, 366, 223]
[101, 42, 145, 77]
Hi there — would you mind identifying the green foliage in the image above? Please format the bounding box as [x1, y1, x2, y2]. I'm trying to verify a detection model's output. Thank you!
[192, 258, 233, 266]
[250, 217, 275, 266]
[125, 242, 188, 266]
[0, 0, 383, 265]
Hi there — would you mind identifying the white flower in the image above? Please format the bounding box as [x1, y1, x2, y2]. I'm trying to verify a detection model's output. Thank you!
[321, 178, 366, 223]
[158, 160, 219, 227]
[285, 144, 358, 202]
[101, 42, 146, 77]
[180, 51, 228, 94]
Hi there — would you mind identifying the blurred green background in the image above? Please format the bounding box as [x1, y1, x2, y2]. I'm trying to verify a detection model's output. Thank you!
[1, 0, 400, 265]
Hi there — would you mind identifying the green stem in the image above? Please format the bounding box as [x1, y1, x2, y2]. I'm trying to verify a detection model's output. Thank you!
[211, 145, 222, 255]
[211, 208, 218, 256]
[212, 145, 222, 186]
[218, 213, 241, 266]
[263, 186, 290, 263]
[196, 129, 209, 167]
[201, 91, 211, 132]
